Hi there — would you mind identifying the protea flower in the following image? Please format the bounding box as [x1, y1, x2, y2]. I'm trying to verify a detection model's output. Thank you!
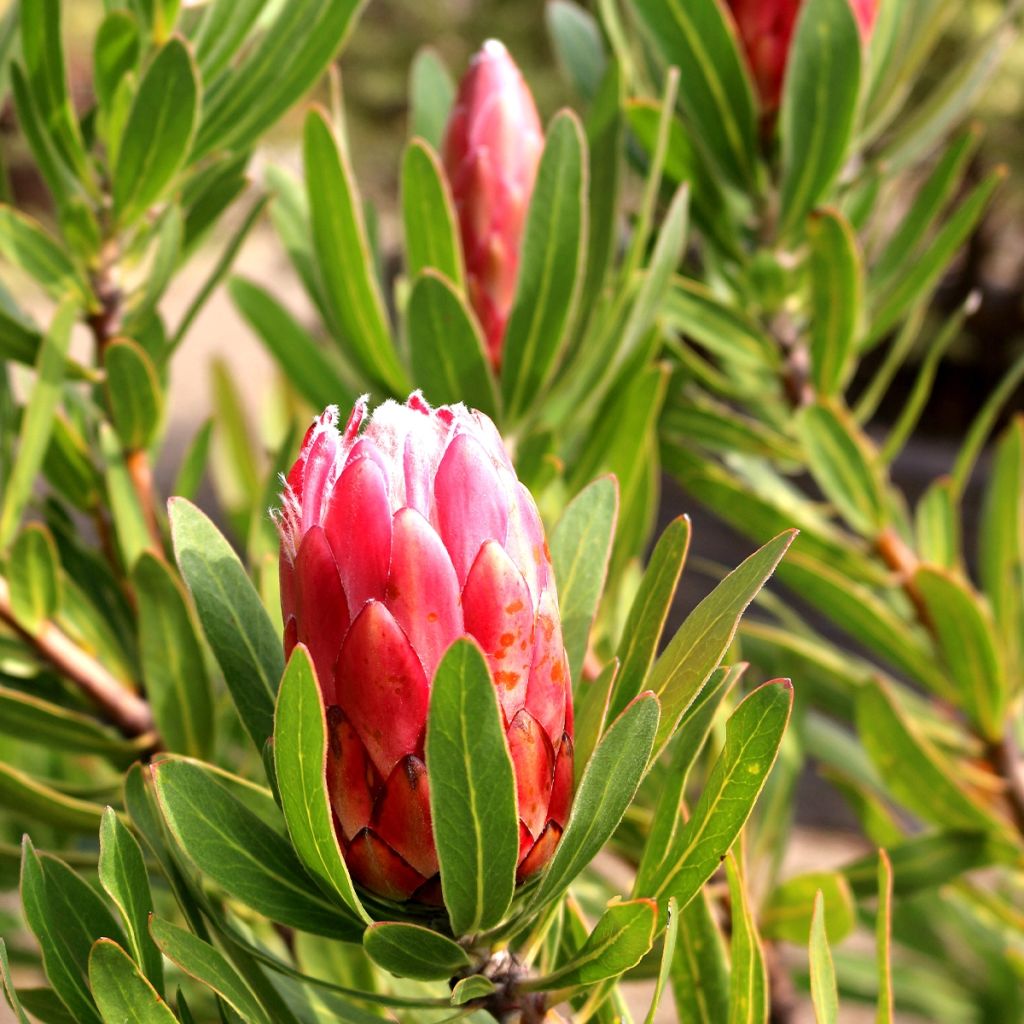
[276, 394, 573, 903]
[443, 40, 543, 370]
[728, 0, 877, 112]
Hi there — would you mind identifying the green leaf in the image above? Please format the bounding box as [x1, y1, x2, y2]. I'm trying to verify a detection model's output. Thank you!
[20, 0, 90, 183]
[274, 644, 369, 922]
[868, 170, 1001, 344]
[798, 402, 887, 536]
[304, 109, 407, 394]
[913, 566, 1006, 740]
[401, 139, 464, 292]
[808, 892, 838, 1024]
[195, 0, 364, 157]
[0, 209, 90, 305]
[113, 38, 198, 224]
[0, 687, 143, 762]
[647, 532, 795, 758]
[0, 938, 31, 1024]
[407, 271, 498, 420]
[669, 891, 729, 1023]
[451, 976, 496, 1006]
[501, 110, 587, 420]
[169, 497, 283, 750]
[761, 871, 856, 944]
[644, 898, 678, 1024]
[0, 760, 110, 834]
[778, 0, 862, 236]
[133, 552, 215, 759]
[609, 516, 691, 721]
[426, 639, 519, 936]
[726, 854, 767, 1024]
[98, 809, 164, 991]
[88, 940, 177, 1024]
[526, 898, 657, 990]
[408, 46, 455, 150]
[546, 0, 607, 101]
[914, 478, 959, 570]
[104, 339, 163, 451]
[876, 850, 894, 1024]
[551, 476, 619, 689]
[20, 840, 106, 1024]
[0, 300, 75, 549]
[7, 523, 60, 633]
[532, 692, 660, 910]
[363, 923, 470, 982]
[173, 419, 213, 502]
[153, 755, 360, 939]
[93, 10, 140, 110]
[808, 210, 862, 395]
[632, 0, 757, 191]
[149, 917, 273, 1024]
[99, 423, 153, 570]
[640, 680, 793, 910]
[855, 680, 1012, 839]
[869, 127, 978, 296]
[572, 658, 619, 787]
[191, 0, 267, 80]
[979, 418, 1023, 675]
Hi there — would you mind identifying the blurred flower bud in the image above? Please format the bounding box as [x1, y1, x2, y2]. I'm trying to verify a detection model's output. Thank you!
[277, 394, 573, 902]
[443, 40, 544, 370]
[728, 0, 877, 112]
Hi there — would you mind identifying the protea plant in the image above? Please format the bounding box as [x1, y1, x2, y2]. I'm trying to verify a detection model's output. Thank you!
[727, 0, 878, 111]
[276, 394, 573, 903]
[443, 40, 543, 369]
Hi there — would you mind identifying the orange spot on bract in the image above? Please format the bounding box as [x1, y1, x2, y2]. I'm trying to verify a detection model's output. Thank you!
[500, 632, 515, 647]
[494, 649, 507, 660]
[496, 671, 520, 690]
[506, 600, 524, 614]
[427, 612, 438, 622]
[551, 661, 564, 681]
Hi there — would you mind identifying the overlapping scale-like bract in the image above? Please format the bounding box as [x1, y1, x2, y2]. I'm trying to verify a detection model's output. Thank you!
[277, 394, 573, 903]
[443, 39, 543, 369]
[727, 0, 878, 112]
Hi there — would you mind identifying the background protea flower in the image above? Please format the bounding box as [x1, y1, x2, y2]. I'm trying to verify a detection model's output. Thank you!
[443, 40, 543, 370]
[276, 394, 573, 903]
[728, 0, 878, 112]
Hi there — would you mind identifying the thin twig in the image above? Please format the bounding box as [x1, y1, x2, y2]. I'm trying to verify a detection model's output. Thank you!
[0, 575, 154, 737]
[986, 733, 1024, 837]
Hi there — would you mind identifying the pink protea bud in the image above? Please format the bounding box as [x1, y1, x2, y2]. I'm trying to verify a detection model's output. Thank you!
[443, 40, 543, 370]
[276, 394, 573, 903]
[727, 0, 877, 112]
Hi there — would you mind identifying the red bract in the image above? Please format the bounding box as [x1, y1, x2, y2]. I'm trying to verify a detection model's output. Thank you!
[277, 394, 573, 903]
[727, 0, 877, 112]
[443, 40, 543, 370]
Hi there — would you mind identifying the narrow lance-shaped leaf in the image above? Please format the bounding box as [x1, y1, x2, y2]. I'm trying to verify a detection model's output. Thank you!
[170, 498, 283, 751]
[274, 644, 369, 922]
[876, 850, 895, 1024]
[670, 891, 730, 1023]
[99, 808, 164, 991]
[647, 532, 795, 758]
[7, 523, 61, 634]
[0, 300, 76, 549]
[645, 898, 679, 1024]
[639, 680, 793, 910]
[104, 340, 163, 451]
[88, 940, 178, 1024]
[522, 898, 658, 990]
[809, 209, 863, 395]
[631, 0, 758, 191]
[726, 853, 767, 1024]
[114, 38, 198, 224]
[778, 0, 862, 236]
[408, 46, 455, 150]
[0, 939, 30, 1024]
[426, 638, 519, 936]
[133, 552, 215, 759]
[531, 692, 660, 911]
[401, 139, 464, 291]
[304, 109, 408, 394]
[809, 892, 839, 1024]
[149, 918, 273, 1024]
[551, 476, 618, 691]
[502, 110, 587, 420]
[761, 871, 856, 945]
[407, 270, 498, 421]
[363, 922, 471, 982]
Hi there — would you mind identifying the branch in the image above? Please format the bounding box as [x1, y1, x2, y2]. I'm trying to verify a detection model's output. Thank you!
[987, 733, 1024, 837]
[0, 575, 154, 737]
